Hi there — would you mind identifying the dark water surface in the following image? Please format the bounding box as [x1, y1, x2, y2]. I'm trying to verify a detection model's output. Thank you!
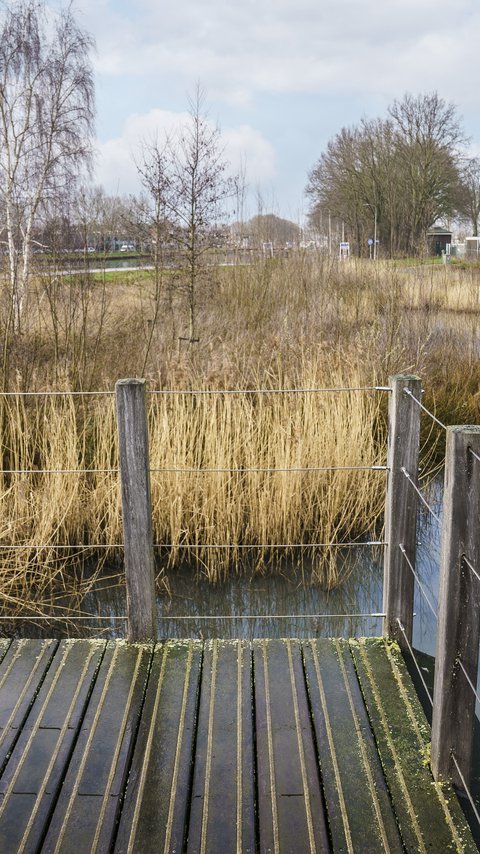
[7, 476, 443, 649]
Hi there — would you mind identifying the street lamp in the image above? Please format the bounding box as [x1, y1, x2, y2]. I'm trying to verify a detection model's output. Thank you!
[363, 203, 377, 260]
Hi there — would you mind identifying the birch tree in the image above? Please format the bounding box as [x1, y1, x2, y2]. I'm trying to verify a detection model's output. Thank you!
[0, 1, 95, 331]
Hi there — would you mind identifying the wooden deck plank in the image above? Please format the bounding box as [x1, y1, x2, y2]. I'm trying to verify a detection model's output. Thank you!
[0, 639, 105, 854]
[0, 639, 58, 771]
[114, 640, 203, 854]
[0, 639, 11, 666]
[42, 641, 151, 854]
[187, 640, 255, 854]
[0, 637, 476, 852]
[351, 637, 477, 853]
[304, 638, 403, 853]
[253, 638, 330, 854]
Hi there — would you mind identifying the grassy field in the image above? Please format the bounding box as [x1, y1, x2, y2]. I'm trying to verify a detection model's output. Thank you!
[1, 252, 479, 613]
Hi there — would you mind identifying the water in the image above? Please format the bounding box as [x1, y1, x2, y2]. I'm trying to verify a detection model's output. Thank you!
[7, 478, 442, 645]
[78, 545, 385, 641]
[3, 475, 446, 644]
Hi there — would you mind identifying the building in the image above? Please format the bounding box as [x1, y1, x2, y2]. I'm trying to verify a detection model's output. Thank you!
[426, 226, 453, 256]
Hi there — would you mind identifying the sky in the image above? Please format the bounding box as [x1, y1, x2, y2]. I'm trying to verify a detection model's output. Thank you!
[60, 0, 480, 222]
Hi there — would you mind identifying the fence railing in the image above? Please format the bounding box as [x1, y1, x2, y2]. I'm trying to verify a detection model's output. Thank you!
[1, 375, 480, 801]
[383, 375, 480, 806]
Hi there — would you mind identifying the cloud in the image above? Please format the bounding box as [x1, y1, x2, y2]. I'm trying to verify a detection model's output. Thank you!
[80, 0, 480, 108]
[94, 109, 276, 197]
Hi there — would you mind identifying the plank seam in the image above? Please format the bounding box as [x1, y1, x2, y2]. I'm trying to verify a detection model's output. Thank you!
[35, 642, 109, 852]
[107, 642, 157, 854]
[51, 643, 122, 853]
[334, 640, 391, 852]
[286, 640, 316, 854]
[125, 643, 170, 854]
[262, 639, 280, 854]
[0, 641, 74, 820]
[300, 644, 334, 853]
[91, 646, 146, 853]
[200, 640, 218, 854]
[18, 644, 102, 853]
[164, 641, 195, 854]
[384, 644, 466, 851]
[0, 640, 59, 778]
[182, 642, 205, 853]
[309, 640, 354, 854]
[250, 645, 260, 854]
[237, 641, 243, 854]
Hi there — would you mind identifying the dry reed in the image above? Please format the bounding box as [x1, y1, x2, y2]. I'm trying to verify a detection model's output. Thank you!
[1, 251, 480, 610]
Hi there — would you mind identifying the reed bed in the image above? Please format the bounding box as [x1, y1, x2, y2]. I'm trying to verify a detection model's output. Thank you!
[1, 251, 480, 611]
[0, 366, 387, 611]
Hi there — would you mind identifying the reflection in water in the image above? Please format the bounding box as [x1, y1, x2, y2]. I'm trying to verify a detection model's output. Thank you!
[3, 474, 445, 647]
[413, 473, 443, 658]
[9, 545, 384, 641]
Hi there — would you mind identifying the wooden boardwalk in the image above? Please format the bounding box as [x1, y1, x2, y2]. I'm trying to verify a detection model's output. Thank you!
[0, 636, 476, 853]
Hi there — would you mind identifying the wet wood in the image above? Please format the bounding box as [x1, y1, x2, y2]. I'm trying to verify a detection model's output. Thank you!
[116, 378, 157, 642]
[383, 373, 422, 645]
[187, 640, 255, 854]
[432, 426, 480, 789]
[351, 637, 477, 853]
[0, 637, 474, 853]
[304, 638, 403, 852]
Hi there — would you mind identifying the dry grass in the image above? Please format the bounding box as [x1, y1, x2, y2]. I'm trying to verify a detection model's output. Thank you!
[1, 251, 480, 610]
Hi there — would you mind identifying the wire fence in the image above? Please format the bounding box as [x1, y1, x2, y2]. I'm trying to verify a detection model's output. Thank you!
[0, 381, 389, 630]
[401, 467, 441, 524]
[2, 379, 480, 830]
[396, 618, 433, 707]
[398, 544, 438, 620]
[403, 388, 447, 431]
[396, 393, 480, 830]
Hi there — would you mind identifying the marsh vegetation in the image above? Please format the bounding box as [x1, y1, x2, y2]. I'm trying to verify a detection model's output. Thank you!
[1, 253, 480, 615]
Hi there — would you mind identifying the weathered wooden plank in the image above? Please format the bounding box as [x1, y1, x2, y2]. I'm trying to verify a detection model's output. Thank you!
[0, 639, 58, 770]
[254, 639, 329, 854]
[0, 639, 105, 854]
[187, 640, 255, 854]
[116, 377, 157, 642]
[304, 638, 403, 852]
[351, 637, 477, 853]
[0, 639, 11, 665]
[114, 640, 203, 854]
[383, 374, 422, 646]
[432, 426, 480, 788]
[42, 640, 152, 854]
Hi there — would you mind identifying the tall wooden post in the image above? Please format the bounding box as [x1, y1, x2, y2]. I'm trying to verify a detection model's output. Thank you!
[116, 379, 157, 642]
[431, 426, 480, 789]
[383, 375, 422, 646]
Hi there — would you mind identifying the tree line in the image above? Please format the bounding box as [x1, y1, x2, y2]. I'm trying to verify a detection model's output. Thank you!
[306, 92, 480, 257]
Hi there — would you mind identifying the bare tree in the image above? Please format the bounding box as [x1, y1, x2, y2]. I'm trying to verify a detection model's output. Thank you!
[0, 0, 95, 332]
[458, 157, 480, 236]
[137, 86, 237, 342]
[306, 91, 465, 257]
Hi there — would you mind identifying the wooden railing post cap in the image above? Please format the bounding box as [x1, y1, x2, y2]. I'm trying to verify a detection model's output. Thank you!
[446, 425, 480, 435]
[115, 378, 146, 389]
[389, 373, 421, 383]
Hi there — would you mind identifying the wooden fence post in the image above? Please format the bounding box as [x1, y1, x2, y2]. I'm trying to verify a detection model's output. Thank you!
[383, 374, 422, 646]
[431, 426, 480, 789]
[116, 378, 157, 642]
